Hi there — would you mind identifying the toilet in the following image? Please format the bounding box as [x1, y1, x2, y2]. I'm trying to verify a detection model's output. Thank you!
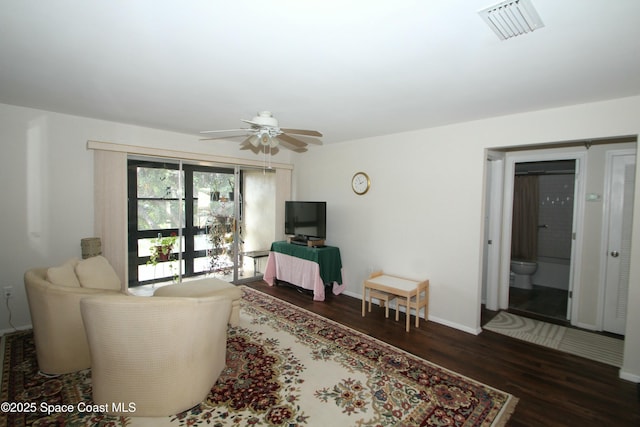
[510, 259, 538, 290]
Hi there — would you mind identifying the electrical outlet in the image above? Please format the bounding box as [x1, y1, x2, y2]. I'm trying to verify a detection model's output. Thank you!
[3, 286, 12, 299]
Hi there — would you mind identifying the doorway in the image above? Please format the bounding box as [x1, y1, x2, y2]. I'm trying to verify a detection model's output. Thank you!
[508, 160, 576, 322]
[484, 147, 586, 325]
[483, 137, 637, 333]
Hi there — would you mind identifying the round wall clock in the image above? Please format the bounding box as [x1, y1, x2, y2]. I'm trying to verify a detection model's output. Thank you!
[351, 172, 370, 195]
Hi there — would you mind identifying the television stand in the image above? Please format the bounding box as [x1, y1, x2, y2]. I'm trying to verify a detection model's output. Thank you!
[265, 241, 343, 301]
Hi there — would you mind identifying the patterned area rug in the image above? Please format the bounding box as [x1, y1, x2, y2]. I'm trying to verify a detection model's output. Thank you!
[1, 287, 517, 426]
[483, 311, 624, 367]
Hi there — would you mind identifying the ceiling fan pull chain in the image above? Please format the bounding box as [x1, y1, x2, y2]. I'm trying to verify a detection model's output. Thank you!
[263, 146, 267, 173]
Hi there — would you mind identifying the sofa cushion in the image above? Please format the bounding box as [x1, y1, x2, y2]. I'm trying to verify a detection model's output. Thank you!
[154, 279, 243, 300]
[75, 255, 121, 291]
[46, 258, 81, 288]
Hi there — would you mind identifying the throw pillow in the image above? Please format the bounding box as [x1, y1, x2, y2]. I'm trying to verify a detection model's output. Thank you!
[46, 258, 81, 287]
[75, 255, 121, 291]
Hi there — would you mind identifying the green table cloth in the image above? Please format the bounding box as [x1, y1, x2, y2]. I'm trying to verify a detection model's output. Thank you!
[270, 241, 343, 284]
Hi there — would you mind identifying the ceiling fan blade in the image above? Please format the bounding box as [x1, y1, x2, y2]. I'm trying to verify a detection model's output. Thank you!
[200, 134, 251, 141]
[239, 144, 262, 154]
[241, 119, 277, 129]
[290, 135, 322, 145]
[277, 133, 308, 148]
[280, 128, 322, 137]
[200, 128, 251, 134]
[305, 138, 322, 145]
[238, 136, 253, 147]
[275, 137, 308, 153]
[267, 146, 280, 155]
[242, 144, 281, 155]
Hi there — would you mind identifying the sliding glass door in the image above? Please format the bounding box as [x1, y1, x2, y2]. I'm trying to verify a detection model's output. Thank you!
[127, 158, 276, 287]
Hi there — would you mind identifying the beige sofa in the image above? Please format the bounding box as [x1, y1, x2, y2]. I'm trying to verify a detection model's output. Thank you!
[81, 294, 232, 416]
[24, 256, 125, 374]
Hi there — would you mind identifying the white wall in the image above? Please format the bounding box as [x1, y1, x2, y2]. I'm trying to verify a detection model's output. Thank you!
[0, 103, 291, 332]
[293, 95, 640, 380]
[293, 132, 487, 334]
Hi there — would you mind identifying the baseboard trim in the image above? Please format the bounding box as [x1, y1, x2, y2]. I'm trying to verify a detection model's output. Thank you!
[619, 369, 640, 383]
[348, 291, 481, 335]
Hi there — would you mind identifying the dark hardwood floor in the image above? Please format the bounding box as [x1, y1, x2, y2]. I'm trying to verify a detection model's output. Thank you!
[509, 285, 569, 323]
[245, 280, 639, 427]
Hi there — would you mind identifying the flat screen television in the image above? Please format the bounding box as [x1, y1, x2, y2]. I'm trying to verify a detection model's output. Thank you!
[285, 201, 326, 241]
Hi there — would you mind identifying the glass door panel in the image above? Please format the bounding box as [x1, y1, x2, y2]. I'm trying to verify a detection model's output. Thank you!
[192, 170, 236, 280]
[130, 163, 185, 286]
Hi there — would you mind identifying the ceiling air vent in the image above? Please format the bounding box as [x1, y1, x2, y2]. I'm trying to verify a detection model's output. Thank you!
[479, 0, 544, 40]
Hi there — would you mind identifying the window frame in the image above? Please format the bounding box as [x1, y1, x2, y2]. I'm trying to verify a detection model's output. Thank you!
[127, 159, 240, 287]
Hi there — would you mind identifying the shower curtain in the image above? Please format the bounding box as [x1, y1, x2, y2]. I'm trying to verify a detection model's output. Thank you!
[511, 175, 539, 261]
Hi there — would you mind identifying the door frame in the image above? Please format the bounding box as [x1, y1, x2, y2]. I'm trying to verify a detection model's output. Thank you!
[491, 148, 586, 323]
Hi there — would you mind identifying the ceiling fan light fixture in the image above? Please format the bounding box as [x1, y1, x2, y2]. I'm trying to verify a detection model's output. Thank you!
[259, 131, 271, 146]
[479, 0, 544, 41]
[248, 135, 260, 147]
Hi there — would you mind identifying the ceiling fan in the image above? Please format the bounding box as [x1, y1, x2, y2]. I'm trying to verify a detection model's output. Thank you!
[200, 111, 322, 153]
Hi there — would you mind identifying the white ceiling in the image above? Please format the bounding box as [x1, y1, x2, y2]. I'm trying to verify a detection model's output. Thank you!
[1, 0, 639, 144]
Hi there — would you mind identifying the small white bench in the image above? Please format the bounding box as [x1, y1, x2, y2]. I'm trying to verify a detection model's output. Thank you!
[154, 278, 243, 326]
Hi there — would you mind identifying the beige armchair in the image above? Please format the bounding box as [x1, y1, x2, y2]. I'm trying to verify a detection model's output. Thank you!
[24, 261, 123, 375]
[80, 294, 232, 417]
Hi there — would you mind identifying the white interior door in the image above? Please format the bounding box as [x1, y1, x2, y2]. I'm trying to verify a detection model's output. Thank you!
[483, 154, 504, 311]
[602, 151, 636, 335]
